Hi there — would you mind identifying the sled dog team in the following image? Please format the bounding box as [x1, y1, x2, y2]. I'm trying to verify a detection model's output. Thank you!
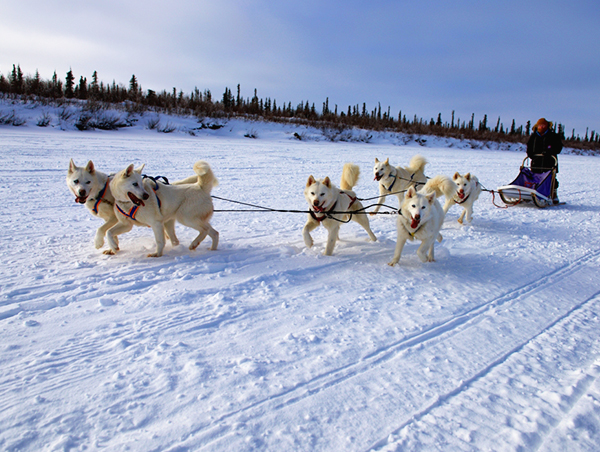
[67, 155, 481, 265]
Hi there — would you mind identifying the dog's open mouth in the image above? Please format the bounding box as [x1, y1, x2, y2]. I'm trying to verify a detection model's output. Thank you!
[410, 216, 420, 229]
[374, 174, 382, 181]
[75, 196, 88, 204]
[458, 191, 465, 200]
[313, 204, 325, 213]
[128, 192, 145, 207]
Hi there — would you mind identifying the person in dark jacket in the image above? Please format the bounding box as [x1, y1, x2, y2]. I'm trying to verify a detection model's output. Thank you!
[526, 117, 563, 203]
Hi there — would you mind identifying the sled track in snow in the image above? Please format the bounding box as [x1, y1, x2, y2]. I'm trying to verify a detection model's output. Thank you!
[171, 248, 600, 449]
[366, 284, 600, 451]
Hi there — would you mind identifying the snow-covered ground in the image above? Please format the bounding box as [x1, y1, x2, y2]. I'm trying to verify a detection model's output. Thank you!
[1, 103, 600, 451]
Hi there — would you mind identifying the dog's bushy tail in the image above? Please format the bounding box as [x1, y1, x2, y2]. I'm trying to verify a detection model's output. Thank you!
[423, 174, 457, 199]
[193, 161, 218, 193]
[340, 163, 360, 190]
[407, 155, 428, 178]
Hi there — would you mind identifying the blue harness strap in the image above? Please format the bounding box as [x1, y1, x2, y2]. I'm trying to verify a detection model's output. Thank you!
[143, 175, 165, 209]
[92, 179, 109, 214]
[384, 169, 397, 192]
[115, 175, 167, 221]
[116, 203, 140, 221]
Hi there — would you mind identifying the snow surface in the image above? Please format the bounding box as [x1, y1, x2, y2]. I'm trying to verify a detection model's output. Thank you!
[2, 103, 600, 451]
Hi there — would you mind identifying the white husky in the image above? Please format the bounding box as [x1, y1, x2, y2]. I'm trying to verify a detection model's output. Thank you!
[388, 185, 444, 266]
[107, 161, 218, 257]
[425, 172, 481, 223]
[422, 174, 459, 214]
[371, 155, 428, 214]
[303, 163, 377, 256]
[449, 173, 482, 224]
[67, 159, 121, 250]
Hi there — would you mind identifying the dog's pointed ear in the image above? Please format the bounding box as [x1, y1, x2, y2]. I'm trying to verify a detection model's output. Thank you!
[323, 177, 331, 188]
[453, 172, 460, 180]
[465, 173, 471, 181]
[406, 186, 416, 198]
[375, 158, 379, 163]
[306, 175, 315, 187]
[384, 158, 389, 165]
[85, 160, 95, 174]
[427, 192, 436, 204]
[135, 164, 145, 174]
[125, 164, 135, 177]
[68, 159, 77, 174]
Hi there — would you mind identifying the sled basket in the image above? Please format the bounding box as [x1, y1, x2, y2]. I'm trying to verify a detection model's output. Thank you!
[496, 156, 557, 208]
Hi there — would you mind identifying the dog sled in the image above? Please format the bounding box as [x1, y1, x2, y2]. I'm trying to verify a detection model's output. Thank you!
[496, 155, 558, 208]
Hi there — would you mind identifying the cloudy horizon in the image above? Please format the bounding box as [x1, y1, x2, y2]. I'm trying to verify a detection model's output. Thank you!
[2, 0, 598, 136]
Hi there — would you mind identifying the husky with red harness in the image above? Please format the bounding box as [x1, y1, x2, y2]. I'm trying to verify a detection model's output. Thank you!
[425, 172, 482, 224]
[107, 161, 219, 257]
[67, 159, 119, 251]
[388, 185, 445, 266]
[303, 163, 377, 256]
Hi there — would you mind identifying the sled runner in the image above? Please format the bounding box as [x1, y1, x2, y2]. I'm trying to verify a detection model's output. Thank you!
[497, 156, 558, 208]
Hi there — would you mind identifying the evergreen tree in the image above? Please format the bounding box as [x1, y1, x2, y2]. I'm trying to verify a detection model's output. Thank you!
[65, 69, 75, 98]
[77, 76, 88, 99]
[31, 69, 41, 95]
[90, 71, 99, 99]
[10, 64, 24, 94]
[129, 74, 139, 100]
[479, 114, 487, 131]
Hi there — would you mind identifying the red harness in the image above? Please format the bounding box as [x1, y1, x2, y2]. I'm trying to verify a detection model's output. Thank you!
[310, 192, 357, 222]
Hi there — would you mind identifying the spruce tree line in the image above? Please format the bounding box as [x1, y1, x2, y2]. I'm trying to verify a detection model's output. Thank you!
[1, 65, 598, 151]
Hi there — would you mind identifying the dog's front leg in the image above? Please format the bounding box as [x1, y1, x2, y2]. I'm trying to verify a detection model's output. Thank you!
[388, 226, 408, 266]
[417, 238, 436, 263]
[443, 198, 454, 214]
[302, 218, 319, 248]
[324, 223, 341, 255]
[96, 217, 119, 249]
[464, 205, 474, 224]
[105, 220, 133, 255]
[148, 221, 166, 257]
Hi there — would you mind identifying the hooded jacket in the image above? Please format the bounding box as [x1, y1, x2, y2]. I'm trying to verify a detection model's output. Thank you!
[526, 128, 563, 173]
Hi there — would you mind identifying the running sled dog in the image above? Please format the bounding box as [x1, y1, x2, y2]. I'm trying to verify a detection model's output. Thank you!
[107, 161, 219, 257]
[371, 155, 428, 214]
[67, 159, 199, 251]
[67, 159, 120, 250]
[303, 163, 377, 255]
[425, 172, 481, 224]
[388, 185, 444, 266]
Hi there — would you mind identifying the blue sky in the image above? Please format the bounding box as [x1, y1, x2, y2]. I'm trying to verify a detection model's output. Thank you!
[2, 0, 598, 136]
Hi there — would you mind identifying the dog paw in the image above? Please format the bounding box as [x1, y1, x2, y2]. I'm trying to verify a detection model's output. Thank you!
[387, 260, 398, 266]
[147, 253, 162, 258]
[94, 239, 104, 249]
[103, 249, 116, 255]
[457, 218, 463, 224]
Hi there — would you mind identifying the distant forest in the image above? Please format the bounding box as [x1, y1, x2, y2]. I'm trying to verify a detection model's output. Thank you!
[1, 64, 598, 151]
